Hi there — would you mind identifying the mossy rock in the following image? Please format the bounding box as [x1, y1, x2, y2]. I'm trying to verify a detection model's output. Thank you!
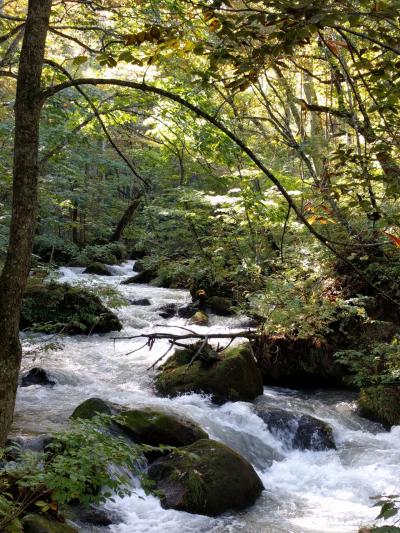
[71, 399, 207, 448]
[358, 385, 400, 428]
[115, 409, 208, 447]
[83, 262, 111, 276]
[188, 310, 209, 326]
[70, 398, 121, 420]
[155, 344, 263, 404]
[21, 282, 122, 334]
[205, 296, 234, 316]
[148, 439, 263, 516]
[22, 514, 77, 533]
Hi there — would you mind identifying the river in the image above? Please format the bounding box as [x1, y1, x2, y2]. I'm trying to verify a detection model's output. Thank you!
[13, 261, 400, 533]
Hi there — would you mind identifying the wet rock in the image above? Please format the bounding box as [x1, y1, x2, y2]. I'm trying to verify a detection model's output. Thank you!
[68, 505, 114, 527]
[21, 367, 56, 387]
[358, 385, 400, 428]
[121, 270, 155, 285]
[21, 514, 77, 533]
[133, 259, 146, 272]
[115, 408, 208, 447]
[205, 296, 234, 316]
[178, 303, 199, 319]
[83, 262, 111, 276]
[188, 310, 209, 326]
[158, 303, 178, 319]
[155, 344, 263, 404]
[130, 298, 151, 306]
[21, 282, 122, 334]
[148, 439, 263, 516]
[255, 405, 336, 451]
[70, 398, 121, 420]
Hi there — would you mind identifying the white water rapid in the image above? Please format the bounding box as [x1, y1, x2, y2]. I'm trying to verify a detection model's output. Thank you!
[13, 261, 400, 533]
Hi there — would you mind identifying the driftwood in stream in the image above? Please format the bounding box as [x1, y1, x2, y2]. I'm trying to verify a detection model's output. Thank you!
[112, 326, 257, 370]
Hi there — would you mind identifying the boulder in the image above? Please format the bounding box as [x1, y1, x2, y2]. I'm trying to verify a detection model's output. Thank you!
[21, 515, 77, 533]
[178, 303, 199, 319]
[133, 259, 146, 272]
[83, 262, 111, 276]
[70, 398, 120, 420]
[158, 303, 178, 319]
[188, 310, 209, 326]
[205, 296, 234, 316]
[155, 344, 263, 404]
[148, 439, 263, 516]
[115, 409, 208, 447]
[255, 406, 336, 451]
[71, 399, 208, 448]
[121, 270, 155, 285]
[358, 385, 400, 428]
[67, 504, 114, 527]
[21, 282, 122, 334]
[130, 298, 151, 306]
[21, 368, 56, 387]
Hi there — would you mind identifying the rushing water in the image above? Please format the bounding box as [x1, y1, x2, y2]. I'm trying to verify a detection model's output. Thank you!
[13, 261, 400, 533]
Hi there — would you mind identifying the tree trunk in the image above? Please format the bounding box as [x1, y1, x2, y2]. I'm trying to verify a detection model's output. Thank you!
[110, 191, 143, 242]
[0, 0, 52, 447]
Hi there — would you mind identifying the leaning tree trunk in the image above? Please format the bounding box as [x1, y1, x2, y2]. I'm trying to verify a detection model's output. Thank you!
[110, 191, 143, 242]
[0, 0, 52, 447]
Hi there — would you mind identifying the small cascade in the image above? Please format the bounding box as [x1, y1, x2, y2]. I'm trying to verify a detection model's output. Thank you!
[14, 261, 400, 532]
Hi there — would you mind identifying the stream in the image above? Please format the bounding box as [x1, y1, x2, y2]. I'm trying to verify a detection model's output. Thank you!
[12, 261, 400, 533]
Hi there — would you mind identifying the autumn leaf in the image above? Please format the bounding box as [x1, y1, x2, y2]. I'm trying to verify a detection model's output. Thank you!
[383, 231, 400, 248]
[325, 39, 348, 56]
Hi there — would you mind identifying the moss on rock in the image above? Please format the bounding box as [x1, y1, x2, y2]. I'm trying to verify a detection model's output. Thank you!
[188, 310, 209, 326]
[21, 514, 77, 533]
[21, 282, 122, 334]
[148, 439, 263, 516]
[83, 262, 111, 276]
[115, 409, 208, 447]
[70, 398, 120, 420]
[358, 385, 400, 428]
[205, 296, 234, 316]
[155, 344, 263, 404]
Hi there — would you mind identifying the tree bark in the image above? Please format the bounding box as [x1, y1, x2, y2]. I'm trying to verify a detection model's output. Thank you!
[0, 0, 52, 447]
[110, 191, 143, 242]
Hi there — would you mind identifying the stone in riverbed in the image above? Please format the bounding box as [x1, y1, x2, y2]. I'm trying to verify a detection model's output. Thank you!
[130, 298, 151, 306]
[121, 270, 155, 285]
[83, 262, 111, 276]
[205, 296, 234, 316]
[70, 398, 208, 448]
[178, 303, 199, 319]
[188, 310, 209, 326]
[115, 409, 208, 447]
[158, 303, 178, 319]
[155, 343, 263, 404]
[358, 385, 400, 428]
[20, 367, 56, 387]
[70, 398, 120, 419]
[255, 405, 336, 451]
[148, 439, 263, 516]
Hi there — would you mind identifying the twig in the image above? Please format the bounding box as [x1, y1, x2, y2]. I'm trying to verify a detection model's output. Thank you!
[154, 324, 198, 335]
[147, 340, 176, 370]
[187, 336, 208, 369]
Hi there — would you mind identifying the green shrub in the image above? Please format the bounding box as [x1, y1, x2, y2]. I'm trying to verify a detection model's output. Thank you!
[0, 416, 158, 532]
